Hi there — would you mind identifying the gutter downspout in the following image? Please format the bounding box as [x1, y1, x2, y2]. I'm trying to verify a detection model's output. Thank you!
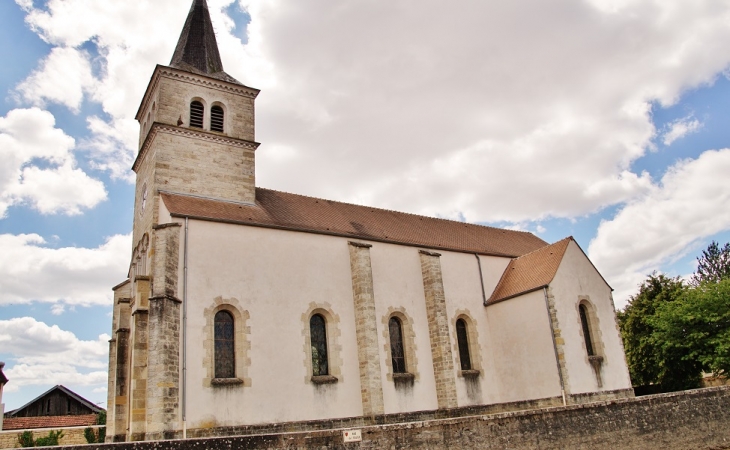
[474, 254, 487, 306]
[182, 217, 189, 438]
[543, 287, 567, 406]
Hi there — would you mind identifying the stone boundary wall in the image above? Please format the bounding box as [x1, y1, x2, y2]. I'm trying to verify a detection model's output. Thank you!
[14, 387, 730, 450]
[0, 425, 104, 449]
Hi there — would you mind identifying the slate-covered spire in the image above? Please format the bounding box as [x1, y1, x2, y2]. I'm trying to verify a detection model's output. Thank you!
[170, 0, 227, 77]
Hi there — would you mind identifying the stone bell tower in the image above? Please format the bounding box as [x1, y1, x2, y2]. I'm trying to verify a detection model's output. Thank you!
[131, 0, 260, 247]
[106, 0, 259, 441]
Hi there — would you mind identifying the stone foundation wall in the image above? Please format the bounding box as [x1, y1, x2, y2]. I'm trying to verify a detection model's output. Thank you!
[0, 426, 103, 449]
[43, 387, 730, 450]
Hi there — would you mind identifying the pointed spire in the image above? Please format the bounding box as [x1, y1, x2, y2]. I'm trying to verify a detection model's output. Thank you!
[170, 0, 224, 75]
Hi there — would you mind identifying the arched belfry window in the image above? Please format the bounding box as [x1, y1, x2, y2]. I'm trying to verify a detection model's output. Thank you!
[456, 318, 472, 371]
[310, 314, 329, 376]
[579, 304, 595, 356]
[389, 317, 407, 373]
[214, 310, 235, 378]
[210, 105, 224, 132]
[190, 100, 204, 128]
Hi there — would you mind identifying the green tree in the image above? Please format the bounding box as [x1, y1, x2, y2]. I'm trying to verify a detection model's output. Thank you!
[617, 273, 701, 391]
[653, 278, 730, 379]
[691, 241, 730, 285]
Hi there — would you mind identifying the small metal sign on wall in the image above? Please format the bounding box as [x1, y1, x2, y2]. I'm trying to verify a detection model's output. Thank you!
[343, 429, 362, 443]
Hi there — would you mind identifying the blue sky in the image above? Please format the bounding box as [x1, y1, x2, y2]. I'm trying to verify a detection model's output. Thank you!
[1, 0, 730, 412]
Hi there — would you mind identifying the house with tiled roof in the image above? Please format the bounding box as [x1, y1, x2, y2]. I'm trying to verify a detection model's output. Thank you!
[106, 0, 633, 442]
[0, 363, 7, 431]
[2, 385, 104, 431]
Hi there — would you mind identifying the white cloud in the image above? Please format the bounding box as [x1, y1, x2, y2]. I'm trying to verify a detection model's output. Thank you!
[234, 0, 730, 223]
[0, 232, 131, 307]
[0, 108, 107, 217]
[662, 116, 702, 146]
[83, 117, 138, 181]
[15, 47, 96, 113]
[14, 0, 730, 219]
[588, 149, 730, 307]
[11, 0, 730, 309]
[0, 317, 108, 393]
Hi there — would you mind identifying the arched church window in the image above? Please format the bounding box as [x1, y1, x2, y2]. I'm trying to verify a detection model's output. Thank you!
[579, 304, 595, 356]
[210, 105, 224, 132]
[214, 310, 235, 378]
[190, 100, 204, 128]
[456, 318, 472, 371]
[389, 317, 407, 373]
[310, 314, 329, 376]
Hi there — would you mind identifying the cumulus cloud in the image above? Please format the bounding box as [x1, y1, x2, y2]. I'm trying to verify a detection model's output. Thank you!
[14, 0, 730, 221]
[0, 317, 108, 393]
[662, 116, 703, 146]
[15, 47, 96, 113]
[588, 149, 730, 307]
[12, 0, 730, 309]
[238, 0, 730, 222]
[0, 108, 107, 217]
[0, 232, 131, 307]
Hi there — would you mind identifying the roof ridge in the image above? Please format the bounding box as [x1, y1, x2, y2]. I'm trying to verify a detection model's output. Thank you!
[511, 236, 573, 261]
[255, 187, 545, 239]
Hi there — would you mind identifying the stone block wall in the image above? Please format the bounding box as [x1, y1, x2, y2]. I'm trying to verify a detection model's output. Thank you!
[347, 241, 384, 417]
[45, 386, 730, 450]
[0, 426, 104, 449]
[419, 250, 458, 409]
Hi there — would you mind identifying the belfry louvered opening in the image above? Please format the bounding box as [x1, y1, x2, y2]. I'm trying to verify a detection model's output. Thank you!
[190, 101, 204, 128]
[211, 105, 224, 132]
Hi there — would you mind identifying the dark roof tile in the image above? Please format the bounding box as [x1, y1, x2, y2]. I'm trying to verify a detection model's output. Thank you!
[170, 0, 242, 85]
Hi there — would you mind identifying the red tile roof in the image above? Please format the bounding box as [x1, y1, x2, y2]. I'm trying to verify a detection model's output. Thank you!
[161, 189, 549, 258]
[487, 237, 573, 304]
[2, 414, 98, 431]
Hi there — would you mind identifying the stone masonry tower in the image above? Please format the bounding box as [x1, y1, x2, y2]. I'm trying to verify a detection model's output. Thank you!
[105, 0, 259, 441]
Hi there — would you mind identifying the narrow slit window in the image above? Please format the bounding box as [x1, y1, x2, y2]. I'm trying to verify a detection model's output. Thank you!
[190, 101, 204, 128]
[389, 317, 407, 373]
[579, 304, 595, 356]
[310, 314, 329, 376]
[210, 105, 224, 132]
[214, 310, 235, 378]
[456, 318, 472, 371]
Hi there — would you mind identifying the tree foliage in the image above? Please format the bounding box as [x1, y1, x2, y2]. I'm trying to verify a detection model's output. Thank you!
[691, 240, 730, 285]
[18, 430, 64, 447]
[17, 431, 35, 448]
[652, 278, 730, 379]
[84, 412, 107, 444]
[617, 273, 702, 391]
[620, 241, 730, 393]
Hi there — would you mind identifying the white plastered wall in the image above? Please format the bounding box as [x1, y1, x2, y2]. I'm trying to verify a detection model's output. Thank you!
[486, 290, 563, 403]
[549, 240, 632, 394]
[369, 242, 439, 414]
[439, 252, 504, 407]
[178, 219, 364, 428]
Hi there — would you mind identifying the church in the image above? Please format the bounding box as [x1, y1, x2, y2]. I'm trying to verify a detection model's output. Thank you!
[105, 0, 634, 442]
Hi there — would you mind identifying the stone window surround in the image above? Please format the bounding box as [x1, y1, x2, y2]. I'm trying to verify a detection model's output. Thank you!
[186, 95, 229, 136]
[209, 102, 227, 134]
[302, 302, 343, 385]
[576, 296, 605, 388]
[202, 296, 251, 388]
[451, 311, 482, 379]
[381, 307, 419, 382]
